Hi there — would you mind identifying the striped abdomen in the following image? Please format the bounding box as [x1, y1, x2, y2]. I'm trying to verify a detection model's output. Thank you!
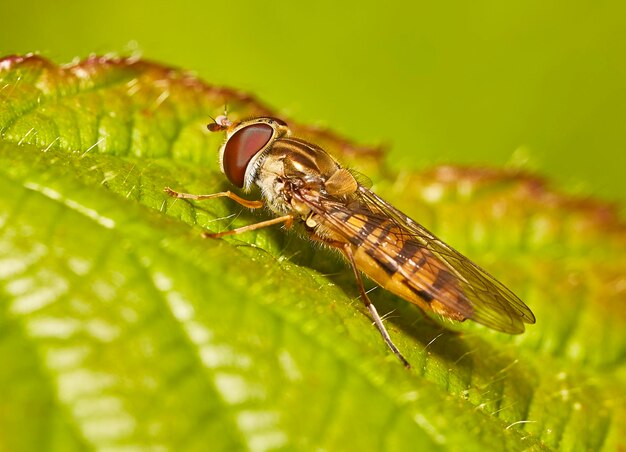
[329, 210, 473, 321]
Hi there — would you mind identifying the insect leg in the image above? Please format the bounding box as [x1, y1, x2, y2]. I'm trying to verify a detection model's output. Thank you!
[164, 186, 289, 238]
[164, 187, 264, 209]
[202, 215, 293, 239]
[342, 244, 411, 368]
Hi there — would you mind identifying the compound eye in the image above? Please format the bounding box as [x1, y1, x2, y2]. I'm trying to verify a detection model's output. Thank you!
[222, 123, 274, 187]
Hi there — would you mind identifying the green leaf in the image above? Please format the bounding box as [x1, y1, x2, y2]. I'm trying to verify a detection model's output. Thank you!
[0, 55, 623, 451]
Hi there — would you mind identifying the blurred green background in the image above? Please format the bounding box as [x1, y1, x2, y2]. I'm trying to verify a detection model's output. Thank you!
[1, 0, 625, 202]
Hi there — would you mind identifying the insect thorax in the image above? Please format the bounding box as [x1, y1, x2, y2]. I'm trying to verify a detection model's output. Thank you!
[252, 138, 343, 218]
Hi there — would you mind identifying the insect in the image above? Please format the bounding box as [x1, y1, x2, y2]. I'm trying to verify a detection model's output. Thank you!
[165, 115, 535, 367]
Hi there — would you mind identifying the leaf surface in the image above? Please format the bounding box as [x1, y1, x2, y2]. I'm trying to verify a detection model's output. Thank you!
[0, 55, 624, 451]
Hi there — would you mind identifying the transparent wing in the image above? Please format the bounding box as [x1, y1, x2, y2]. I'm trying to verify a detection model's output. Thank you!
[302, 185, 535, 334]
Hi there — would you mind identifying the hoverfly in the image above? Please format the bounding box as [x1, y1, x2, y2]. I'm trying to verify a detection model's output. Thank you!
[165, 115, 535, 367]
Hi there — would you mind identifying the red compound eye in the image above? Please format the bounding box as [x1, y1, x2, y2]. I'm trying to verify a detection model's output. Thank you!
[222, 123, 274, 187]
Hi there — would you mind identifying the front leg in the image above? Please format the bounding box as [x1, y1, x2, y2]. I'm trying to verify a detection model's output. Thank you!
[203, 215, 294, 239]
[164, 187, 264, 209]
[164, 186, 293, 239]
